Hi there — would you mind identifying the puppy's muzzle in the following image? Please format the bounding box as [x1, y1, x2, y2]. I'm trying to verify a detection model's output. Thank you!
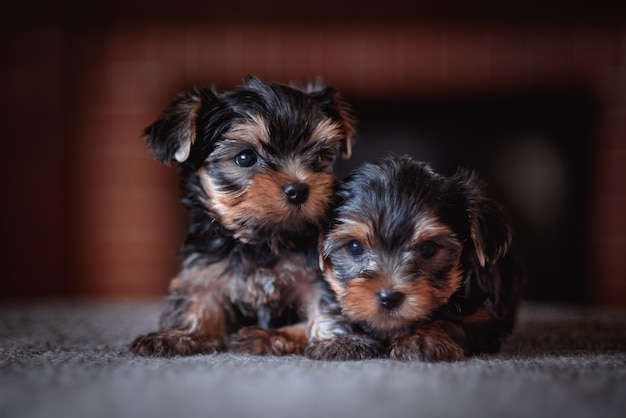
[283, 182, 309, 205]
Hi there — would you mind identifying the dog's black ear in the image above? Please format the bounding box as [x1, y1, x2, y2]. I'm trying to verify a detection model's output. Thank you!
[144, 87, 217, 163]
[307, 82, 357, 159]
[457, 169, 513, 268]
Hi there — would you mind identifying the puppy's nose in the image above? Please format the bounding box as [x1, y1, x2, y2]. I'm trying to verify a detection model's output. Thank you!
[377, 290, 404, 310]
[283, 182, 309, 205]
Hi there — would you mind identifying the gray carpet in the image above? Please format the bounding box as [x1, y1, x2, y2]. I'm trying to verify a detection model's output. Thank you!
[1, 299, 625, 418]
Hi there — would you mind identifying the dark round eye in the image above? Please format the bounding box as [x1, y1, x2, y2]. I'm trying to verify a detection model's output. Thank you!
[347, 240, 365, 258]
[317, 151, 331, 164]
[311, 152, 329, 172]
[235, 150, 257, 168]
[418, 242, 437, 259]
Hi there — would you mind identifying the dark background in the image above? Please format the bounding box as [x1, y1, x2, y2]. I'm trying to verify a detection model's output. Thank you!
[343, 88, 597, 304]
[1, 1, 624, 307]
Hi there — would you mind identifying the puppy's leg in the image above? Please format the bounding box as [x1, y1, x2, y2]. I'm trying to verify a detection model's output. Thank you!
[389, 307, 503, 362]
[229, 323, 308, 355]
[129, 297, 229, 357]
[304, 307, 384, 360]
[129, 264, 233, 357]
[129, 331, 224, 357]
[389, 322, 466, 362]
[301, 282, 385, 361]
[306, 334, 385, 361]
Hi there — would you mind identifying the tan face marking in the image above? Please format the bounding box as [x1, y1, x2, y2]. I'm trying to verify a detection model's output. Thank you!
[339, 255, 464, 333]
[222, 114, 270, 146]
[309, 119, 342, 143]
[197, 167, 334, 240]
[411, 215, 456, 244]
[323, 211, 465, 334]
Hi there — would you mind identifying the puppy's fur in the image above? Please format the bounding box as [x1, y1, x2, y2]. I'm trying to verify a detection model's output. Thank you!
[306, 156, 524, 361]
[129, 76, 356, 357]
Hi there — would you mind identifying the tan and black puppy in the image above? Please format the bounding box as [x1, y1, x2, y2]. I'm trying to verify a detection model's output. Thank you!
[307, 155, 524, 361]
[129, 76, 356, 357]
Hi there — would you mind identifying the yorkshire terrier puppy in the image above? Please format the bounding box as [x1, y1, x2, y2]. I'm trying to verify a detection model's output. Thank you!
[129, 76, 356, 357]
[306, 155, 524, 361]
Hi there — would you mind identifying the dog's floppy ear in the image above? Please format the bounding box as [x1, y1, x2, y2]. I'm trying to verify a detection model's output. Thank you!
[457, 169, 513, 268]
[144, 87, 217, 163]
[307, 82, 357, 159]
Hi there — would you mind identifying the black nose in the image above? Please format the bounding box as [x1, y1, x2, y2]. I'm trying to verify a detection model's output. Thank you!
[377, 290, 404, 310]
[283, 182, 309, 205]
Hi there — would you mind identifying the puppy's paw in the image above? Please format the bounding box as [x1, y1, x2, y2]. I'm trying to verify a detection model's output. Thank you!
[389, 328, 465, 362]
[229, 326, 307, 356]
[305, 335, 385, 361]
[128, 330, 225, 357]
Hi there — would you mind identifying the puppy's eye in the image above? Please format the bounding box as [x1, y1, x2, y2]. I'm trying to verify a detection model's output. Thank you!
[235, 150, 257, 168]
[417, 242, 437, 259]
[311, 151, 333, 172]
[317, 151, 332, 164]
[346, 240, 365, 258]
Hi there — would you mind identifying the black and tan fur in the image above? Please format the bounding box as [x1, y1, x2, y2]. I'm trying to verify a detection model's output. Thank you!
[305, 156, 524, 361]
[129, 76, 356, 357]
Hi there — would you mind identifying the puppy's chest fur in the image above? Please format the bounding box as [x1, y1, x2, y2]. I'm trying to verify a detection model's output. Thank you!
[228, 251, 318, 313]
[175, 248, 319, 328]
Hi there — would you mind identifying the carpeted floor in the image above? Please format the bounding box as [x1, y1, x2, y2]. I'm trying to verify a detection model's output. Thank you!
[1, 299, 625, 418]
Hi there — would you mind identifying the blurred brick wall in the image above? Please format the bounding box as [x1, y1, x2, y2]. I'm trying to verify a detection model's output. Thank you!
[1, 26, 72, 296]
[1, 2, 624, 306]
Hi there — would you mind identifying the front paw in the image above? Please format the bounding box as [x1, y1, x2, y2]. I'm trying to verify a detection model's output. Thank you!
[305, 335, 385, 361]
[229, 326, 307, 356]
[389, 328, 465, 362]
[128, 330, 226, 357]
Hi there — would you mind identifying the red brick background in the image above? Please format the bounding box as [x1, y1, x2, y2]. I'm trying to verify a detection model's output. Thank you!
[1, 1, 624, 306]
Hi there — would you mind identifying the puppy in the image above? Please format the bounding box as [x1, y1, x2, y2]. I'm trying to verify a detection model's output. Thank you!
[129, 76, 356, 357]
[306, 155, 524, 361]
